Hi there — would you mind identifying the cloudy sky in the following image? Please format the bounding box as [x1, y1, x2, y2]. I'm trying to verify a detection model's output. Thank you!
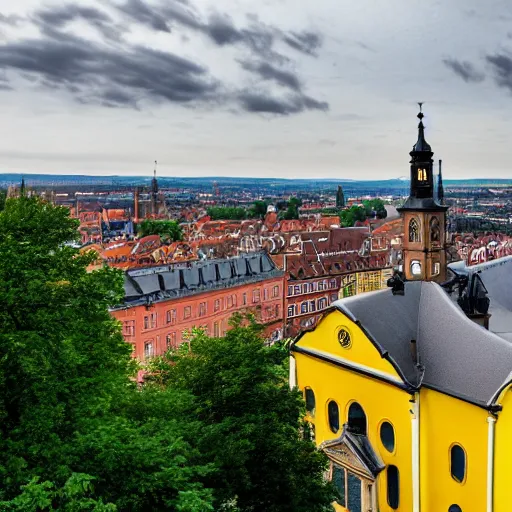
[0, 0, 511, 180]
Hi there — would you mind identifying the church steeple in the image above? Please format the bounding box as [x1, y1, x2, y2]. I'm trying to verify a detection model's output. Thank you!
[397, 105, 448, 284]
[438, 159, 444, 204]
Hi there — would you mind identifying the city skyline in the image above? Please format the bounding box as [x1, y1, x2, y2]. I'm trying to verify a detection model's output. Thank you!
[0, 0, 511, 179]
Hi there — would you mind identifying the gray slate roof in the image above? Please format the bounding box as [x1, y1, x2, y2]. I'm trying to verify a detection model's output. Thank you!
[115, 251, 283, 309]
[332, 281, 512, 408]
[449, 256, 512, 342]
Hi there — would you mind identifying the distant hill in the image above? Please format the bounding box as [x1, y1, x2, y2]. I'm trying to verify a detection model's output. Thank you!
[0, 173, 510, 192]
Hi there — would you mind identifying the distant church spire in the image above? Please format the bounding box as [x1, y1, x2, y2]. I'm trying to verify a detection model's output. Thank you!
[438, 159, 444, 204]
[20, 177, 25, 196]
[151, 160, 159, 215]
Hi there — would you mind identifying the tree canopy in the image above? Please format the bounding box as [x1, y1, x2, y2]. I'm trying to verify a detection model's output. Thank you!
[0, 196, 212, 510]
[136, 219, 183, 242]
[206, 206, 247, 221]
[147, 317, 333, 512]
[0, 196, 333, 511]
[362, 199, 387, 219]
[281, 197, 302, 220]
[339, 205, 367, 227]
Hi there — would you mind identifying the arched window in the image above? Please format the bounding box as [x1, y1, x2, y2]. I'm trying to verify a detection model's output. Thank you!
[328, 400, 340, 433]
[348, 402, 367, 435]
[387, 465, 399, 509]
[305, 388, 316, 417]
[409, 218, 420, 243]
[448, 506, 462, 512]
[430, 216, 441, 243]
[380, 421, 395, 453]
[450, 445, 466, 483]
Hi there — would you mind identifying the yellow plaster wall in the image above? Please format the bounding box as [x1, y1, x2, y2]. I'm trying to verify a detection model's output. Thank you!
[295, 350, 413, 512]
[419, 388, 488, 511]
[297, 309, 401, 379]
[493, 385, 512, 512]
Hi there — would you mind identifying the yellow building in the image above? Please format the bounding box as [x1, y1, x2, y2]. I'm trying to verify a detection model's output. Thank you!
[291, 108, 512, 512]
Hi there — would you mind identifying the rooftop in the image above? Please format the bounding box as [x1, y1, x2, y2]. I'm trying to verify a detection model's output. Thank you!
[325, 279, 512, 408]
[114, 251, 283, 310]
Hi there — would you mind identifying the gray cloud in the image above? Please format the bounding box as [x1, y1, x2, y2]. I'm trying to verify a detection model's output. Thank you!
[115, 0, 170, 32]
[238, 91, 327, 115]
[241, 61, 301, 91]
[34, 3, 126, 41]
[205, 14, 243, 45]
[0, 13, 23, 26]
[0, 34, 218, 106]
[0, 0, 327, 115]
[443, 58, 485, 83]
[283, 31, 322, 56]
[486, 53, 512, 92]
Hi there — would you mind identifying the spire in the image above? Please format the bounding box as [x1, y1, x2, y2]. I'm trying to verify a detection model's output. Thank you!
[20, 177, 25, 196]
[438, 159, 444, 204]
[412, 102, 432, 153]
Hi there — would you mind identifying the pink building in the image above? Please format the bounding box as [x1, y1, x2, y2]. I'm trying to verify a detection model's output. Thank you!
[111, 252, 285, 360]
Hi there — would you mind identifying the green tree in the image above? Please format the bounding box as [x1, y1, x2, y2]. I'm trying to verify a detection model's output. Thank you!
[0, 196, 213, 511]
[0, 189, 6, 212]
[146, 318, 334, 512]
[137, 219, 183, 241]
[362, 199, 387, 220]
[248, 200, 268, 219]
[206, 206, 247, 221]
[339, 205, 367, 227]
[281, 197, 302, 220]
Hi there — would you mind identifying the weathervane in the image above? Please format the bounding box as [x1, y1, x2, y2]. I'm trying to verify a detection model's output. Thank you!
[154, 160, 157, 178]
[417, 102, 424, 121]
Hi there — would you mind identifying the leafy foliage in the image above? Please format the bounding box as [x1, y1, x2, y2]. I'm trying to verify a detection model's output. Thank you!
[0, 197, 212, 511]
[247, 200, 268, 219]
[281, 197, 302, 220]
[362, 199, 387, 219]
[1, 197, 333, 512]
[339, 205, 367, 227]
[206, 206, 247, 220]
[136, 219, 183, 241]
[146, 318, 334, 512]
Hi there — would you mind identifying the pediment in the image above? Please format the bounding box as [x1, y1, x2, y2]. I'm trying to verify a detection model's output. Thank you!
[320, 427, 385, 480]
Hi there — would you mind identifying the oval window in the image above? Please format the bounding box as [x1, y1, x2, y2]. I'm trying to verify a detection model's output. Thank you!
[387, 465, 399, 509]
[328, 400, 340, 433]
[305, 387, 315, 417]
[380, 421, 395, 453]
[348, 402, 367, 436]
[450, 445, 466, 483]
[449, 506, 462, 512]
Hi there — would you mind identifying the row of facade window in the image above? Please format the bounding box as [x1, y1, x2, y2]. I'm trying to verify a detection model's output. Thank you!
[143, 321, 231, 358]
[408, 216, 441, 244]
[137, 287, 281, 332]
[287, 279, 338, 297]
[305, 388, 467, 497]
[287, 294, 337, 318]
